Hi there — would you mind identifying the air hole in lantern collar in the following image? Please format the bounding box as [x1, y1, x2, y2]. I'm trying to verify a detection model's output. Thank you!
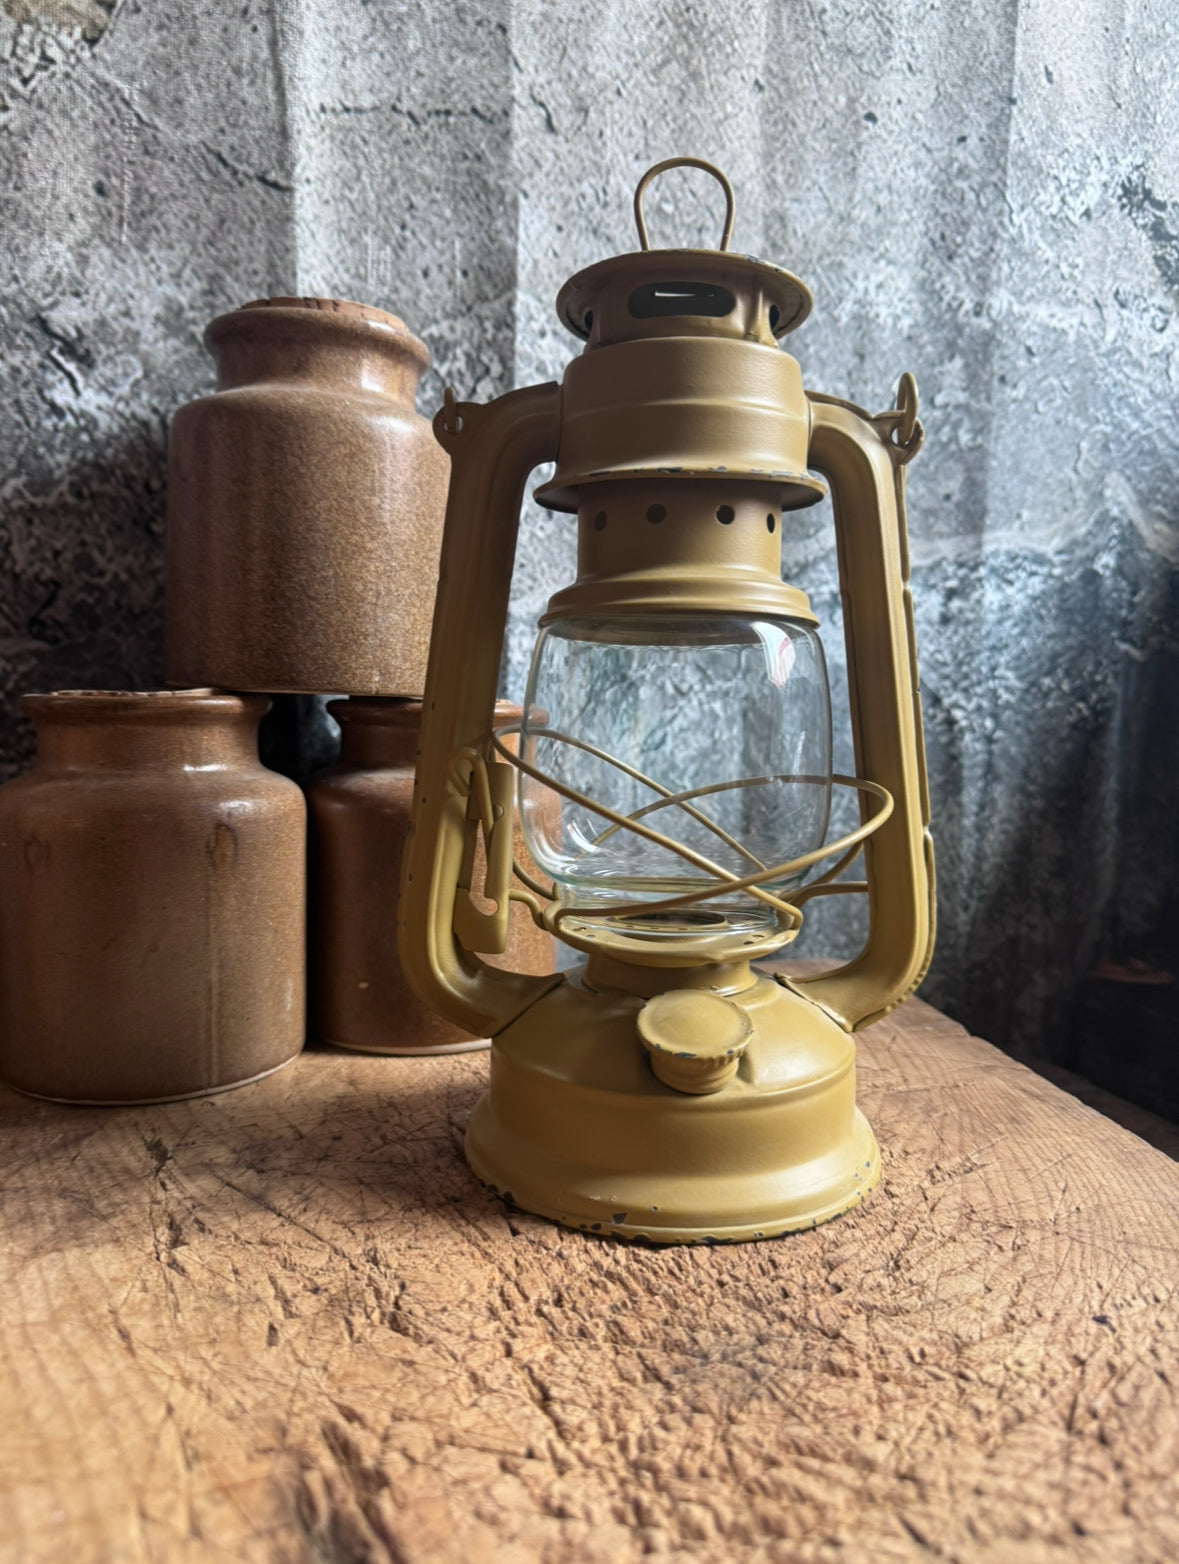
[628, 281, 736, 319]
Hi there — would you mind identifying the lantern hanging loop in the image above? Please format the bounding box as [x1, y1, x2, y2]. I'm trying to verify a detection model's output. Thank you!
[860, 373, 925, 466]
[633, 157, 736, 252]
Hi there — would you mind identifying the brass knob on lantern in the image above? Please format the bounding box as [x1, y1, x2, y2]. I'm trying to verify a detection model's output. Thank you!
[637, 990, 753, 1095]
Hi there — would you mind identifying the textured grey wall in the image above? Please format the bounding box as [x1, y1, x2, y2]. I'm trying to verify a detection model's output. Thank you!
[2, 0, 1176, 1060]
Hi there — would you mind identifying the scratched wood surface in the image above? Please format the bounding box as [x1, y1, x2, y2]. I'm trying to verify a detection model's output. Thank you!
[1, 996, 1177, 1564]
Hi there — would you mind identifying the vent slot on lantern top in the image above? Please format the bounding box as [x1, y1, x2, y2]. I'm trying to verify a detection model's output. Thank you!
[628, 281, 736, 320]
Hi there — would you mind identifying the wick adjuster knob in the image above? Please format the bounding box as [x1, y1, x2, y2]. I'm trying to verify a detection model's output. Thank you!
[637, 990, 753, 1095]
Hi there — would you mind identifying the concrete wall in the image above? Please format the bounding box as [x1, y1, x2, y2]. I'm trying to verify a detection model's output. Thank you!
[2, 0, 1176, 1060]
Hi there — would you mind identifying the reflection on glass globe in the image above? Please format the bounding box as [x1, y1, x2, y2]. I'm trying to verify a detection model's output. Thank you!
[519, 613, 833, 942]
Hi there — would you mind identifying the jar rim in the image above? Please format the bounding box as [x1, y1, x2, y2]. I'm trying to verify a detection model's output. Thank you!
[20, 689, 271, 723]
[327, 697, 525, 728]
[326, 696, 422, 728]
[205, 297, 430, 375]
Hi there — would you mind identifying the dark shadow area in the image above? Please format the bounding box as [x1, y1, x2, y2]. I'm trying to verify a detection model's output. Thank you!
[919, 533, 1179, 1119]
[0, 429, 344, 790]
[259, 695, 341, 784]
[1068, 955, 1179, 1127]
[0, 428, 169, 780]
[1070, 567, 1179, 1120]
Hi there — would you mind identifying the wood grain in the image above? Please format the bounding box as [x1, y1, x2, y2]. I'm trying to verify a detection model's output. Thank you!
[1, 997, 1176, 1564]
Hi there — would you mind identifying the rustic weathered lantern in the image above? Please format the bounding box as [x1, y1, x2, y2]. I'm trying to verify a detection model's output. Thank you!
[401, 159, 934, 1243]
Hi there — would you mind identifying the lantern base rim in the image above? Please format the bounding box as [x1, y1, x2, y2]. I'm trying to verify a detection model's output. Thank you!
[466, 1135, 879, 1245]
[465, 968, 882, 1245]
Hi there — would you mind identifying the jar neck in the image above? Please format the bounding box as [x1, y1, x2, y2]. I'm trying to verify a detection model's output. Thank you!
[331, 698, 524, 771]
[206, 300, 428, 405]
[24, 692, 269, 772]
[331, 699, 422, 770]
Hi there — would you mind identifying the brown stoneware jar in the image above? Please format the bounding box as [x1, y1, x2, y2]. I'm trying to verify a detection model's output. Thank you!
[0, 691, 306, 1103]
[308, 699, 554, 1055]
[164, 296, 449, 696]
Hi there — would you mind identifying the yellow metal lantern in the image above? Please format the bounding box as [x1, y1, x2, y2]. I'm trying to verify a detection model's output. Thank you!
[400, 159, 934, 1243]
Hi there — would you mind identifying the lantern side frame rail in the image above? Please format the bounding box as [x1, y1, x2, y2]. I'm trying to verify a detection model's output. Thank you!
[791, 389, 935, 1031]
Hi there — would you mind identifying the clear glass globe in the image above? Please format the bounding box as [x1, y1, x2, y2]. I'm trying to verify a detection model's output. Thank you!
[519, 612, 833, 943]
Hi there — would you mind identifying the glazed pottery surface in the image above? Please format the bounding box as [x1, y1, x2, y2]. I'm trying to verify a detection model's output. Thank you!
[0, 690, 306, 1103]
[308, 700, 554, 1055]
[164, 296, 449, 696]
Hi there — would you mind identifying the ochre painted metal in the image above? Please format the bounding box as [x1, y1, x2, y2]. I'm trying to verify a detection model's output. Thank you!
[398, 384, 565, 1043]
[164, 296, 449, 697]
[789, 388, 936, 1033]
[464, 960, 880, 1243]
[400, 158, 935, 1243]
[543, 476, 817, 624]
[0, 690, 305, 1104]
[308, 698, 554, 1056]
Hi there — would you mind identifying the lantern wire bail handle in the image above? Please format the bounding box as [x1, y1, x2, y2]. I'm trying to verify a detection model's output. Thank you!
[633, 157, 736, 252]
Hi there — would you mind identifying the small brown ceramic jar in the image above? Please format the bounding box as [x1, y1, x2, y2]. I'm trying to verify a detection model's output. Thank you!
[308, 699, 554, 1055]
[0, 690, 306, 1103]
[164, 295, 449, 697]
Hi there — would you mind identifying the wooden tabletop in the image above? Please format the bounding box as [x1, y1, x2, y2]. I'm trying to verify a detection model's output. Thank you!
[2, 995, 1177, 1564]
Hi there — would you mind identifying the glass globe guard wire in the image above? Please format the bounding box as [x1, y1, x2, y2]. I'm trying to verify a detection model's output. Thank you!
[448, 725, 894, 948]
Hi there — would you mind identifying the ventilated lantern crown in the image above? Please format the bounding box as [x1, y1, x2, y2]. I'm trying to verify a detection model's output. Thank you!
[535, 158, 826, 517]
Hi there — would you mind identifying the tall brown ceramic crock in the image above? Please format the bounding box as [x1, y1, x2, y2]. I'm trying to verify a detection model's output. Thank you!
[308, 700, 554, 1055]
[164, 296, 449, 696]
[0, 690, 306, 1103]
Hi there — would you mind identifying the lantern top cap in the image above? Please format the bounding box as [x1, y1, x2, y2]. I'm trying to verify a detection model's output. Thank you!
[555, 158, 813, 347]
